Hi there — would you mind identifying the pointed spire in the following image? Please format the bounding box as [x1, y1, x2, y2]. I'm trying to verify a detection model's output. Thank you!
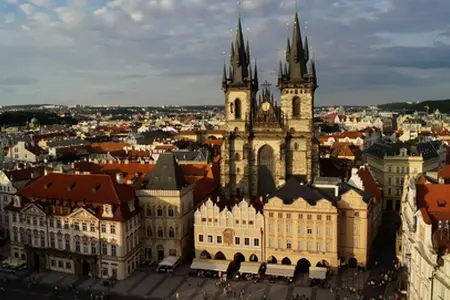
[246, 39, 251, 63]
[278, 60, 283, 78]
[222, 63, 227, 86]
[291, 12, 302, 61]
[249, 60, 253, 82]
[284, 63, 288, 78]
[230, 41, 235, 60]
[285, 38, 291, 61]
[229, 65, 233, 80]
[304, 36, 309, 62]
[254, 59, 259, 88]
[311, 58, 317, 86]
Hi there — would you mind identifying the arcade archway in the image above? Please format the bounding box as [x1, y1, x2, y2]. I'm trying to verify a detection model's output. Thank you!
[249, 254, 259, 262]
[200, 250, 212, 259]
[267, 256, 277, 264]
[234, 252, 245, 263]
[296, 258, 311, 273]
[281, 257, 292, 265]
[349, 257, 358, 268]
[215, 251, 226, 260]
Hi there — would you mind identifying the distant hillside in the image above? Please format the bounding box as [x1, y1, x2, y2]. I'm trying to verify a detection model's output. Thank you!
[378, 99, 450, 113]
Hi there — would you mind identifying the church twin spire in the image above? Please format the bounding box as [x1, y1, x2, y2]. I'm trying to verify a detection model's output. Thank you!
[222, 17, 259, 91]
[277, 12, 317, 89]
[223, 13, 316, 92]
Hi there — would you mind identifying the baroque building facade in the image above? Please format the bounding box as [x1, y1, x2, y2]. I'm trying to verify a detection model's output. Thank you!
[7, 173, 142, 280]
[220, 13, 318, 199]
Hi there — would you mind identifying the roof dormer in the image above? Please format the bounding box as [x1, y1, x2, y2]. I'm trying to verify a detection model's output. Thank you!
[102, 204, 113, 218]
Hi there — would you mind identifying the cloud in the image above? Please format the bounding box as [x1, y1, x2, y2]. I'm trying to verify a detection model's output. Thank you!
[97, 90, 126, 95]
[0, 76, 38, 86]
[19, 4, 35, 16]
[0, 0, 449, 105]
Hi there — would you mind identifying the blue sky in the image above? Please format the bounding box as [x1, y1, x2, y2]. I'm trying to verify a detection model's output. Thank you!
[0, 0, 449, 106]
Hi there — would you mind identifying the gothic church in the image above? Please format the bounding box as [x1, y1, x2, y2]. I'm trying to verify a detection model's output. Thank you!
[220, 13, 319, 199]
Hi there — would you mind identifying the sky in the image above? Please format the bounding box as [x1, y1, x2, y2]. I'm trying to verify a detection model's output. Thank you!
[0, 0, 449, 106]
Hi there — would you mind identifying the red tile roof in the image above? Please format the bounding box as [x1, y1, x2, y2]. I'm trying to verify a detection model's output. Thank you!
[12, 173, 140, 221]
[74, 161, 219, 204]
[438, 165, 450, 180]
[357, 165, 382, 202]
[416, 182, 450, 252]
[91, 142, 128, 153]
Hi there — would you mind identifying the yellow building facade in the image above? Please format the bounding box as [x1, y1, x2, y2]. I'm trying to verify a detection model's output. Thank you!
[364, 141, 446, 210]
[194, 199, 264, 263]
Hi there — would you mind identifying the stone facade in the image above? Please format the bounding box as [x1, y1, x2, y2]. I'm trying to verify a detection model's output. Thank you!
[220, 15, 318, 199]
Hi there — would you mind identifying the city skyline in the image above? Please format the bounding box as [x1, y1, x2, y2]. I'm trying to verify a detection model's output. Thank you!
[1, 0, 449, 106]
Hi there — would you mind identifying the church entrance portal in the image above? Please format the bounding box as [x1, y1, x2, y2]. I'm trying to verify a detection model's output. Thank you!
[82, 260, 91, 276]
[258, 145, 276, 197]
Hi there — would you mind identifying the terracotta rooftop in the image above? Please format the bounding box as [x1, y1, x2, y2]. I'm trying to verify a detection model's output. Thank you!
[416, 182, 450, 252]
[10, 173, 140, 221]
[356, 165, 382, 202]
[91, 142, 128, 153]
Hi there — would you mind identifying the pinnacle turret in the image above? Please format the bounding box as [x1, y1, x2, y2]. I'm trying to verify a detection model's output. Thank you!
[277, 12, 316, 89]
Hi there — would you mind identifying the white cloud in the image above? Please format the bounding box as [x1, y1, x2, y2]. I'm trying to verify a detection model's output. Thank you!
[4, 13, 15, 24]
[130, 11, 143, 22]
[20, 3, 35, 16]
[0, 0, 449, 105]
[30, 0, 52, 7]
[6, 0, 18, 4]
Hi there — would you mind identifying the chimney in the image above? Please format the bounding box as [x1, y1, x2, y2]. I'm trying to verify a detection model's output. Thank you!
[116, 172, 123, 184]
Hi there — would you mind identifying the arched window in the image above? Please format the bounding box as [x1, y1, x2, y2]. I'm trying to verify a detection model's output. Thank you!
[234, 99, 241, 119]
[169, 227, 175, 238]
[158, 227, 163, 237]
[292, 97, 301, 118]
[168, 206, 174, 217]
[235, 153, 240, 161]
[157, 206, 163, 217]
[147, 226, 152, 237]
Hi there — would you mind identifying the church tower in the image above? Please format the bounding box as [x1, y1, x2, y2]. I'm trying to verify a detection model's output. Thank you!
[221, 17, 258, 198]
[220, 12, 318, 200]
[277, 12, 318, 183]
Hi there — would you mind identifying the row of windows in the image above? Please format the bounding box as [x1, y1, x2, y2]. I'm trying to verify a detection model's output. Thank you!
[199, 218, 255, 226]
[145, 206, 175, 217]
[268, 224, 334, 236]
[12, 231, 119, 256]
[268, 239, 333, 252]
[11, 214, 118, 234]
[387, 176, 405, 186]
[268, 212, 333, 221]
[198, 234, 259, 247]
[146, 226, 176, 238]
[387, 165, 418, 174]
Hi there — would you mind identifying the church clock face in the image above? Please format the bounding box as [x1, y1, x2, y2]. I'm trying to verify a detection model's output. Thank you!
[262, 102, 271, 112]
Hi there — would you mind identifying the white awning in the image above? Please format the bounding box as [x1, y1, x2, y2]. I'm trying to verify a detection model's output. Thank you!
[309, 267, 327, 279]
[238, 262, 262, 274]
[190, 259, 231, 272]
[158, 256, 180, 267]
[265, 264, 295, 277]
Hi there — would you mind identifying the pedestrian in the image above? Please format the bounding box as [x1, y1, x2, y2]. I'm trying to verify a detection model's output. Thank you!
[176, 292, 180, 300]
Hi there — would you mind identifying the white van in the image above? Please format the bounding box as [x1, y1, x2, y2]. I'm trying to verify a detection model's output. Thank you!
[156, 256, 181, 273]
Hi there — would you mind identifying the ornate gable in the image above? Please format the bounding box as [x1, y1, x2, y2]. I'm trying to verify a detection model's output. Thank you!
[69, 207, 98, 221]
[22, 202, 46, 216]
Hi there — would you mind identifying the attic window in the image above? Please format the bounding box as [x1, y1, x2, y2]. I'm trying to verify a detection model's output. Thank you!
[67, 183, 76, 191]
[437, 199, 447, 208]
[92, 184, 101, 192]
[44, 182, 52, 189]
